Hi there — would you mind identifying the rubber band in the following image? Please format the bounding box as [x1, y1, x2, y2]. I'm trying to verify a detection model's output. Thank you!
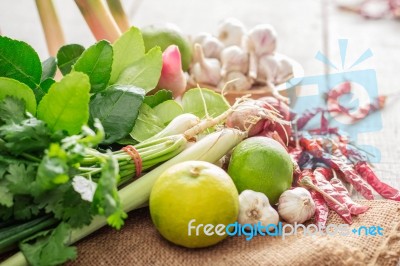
[121, 145, 142, 177]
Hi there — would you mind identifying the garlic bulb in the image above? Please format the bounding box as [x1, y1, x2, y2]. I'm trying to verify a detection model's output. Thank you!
[218, 71, 252, 91]
[246, 24, 277, 57]
[278, 187, 316, 224]
[201, 35, 224, 59]
[220, 46, 249, 77]
[191, 43, 221, 86]
[238, 190, 279, 230]
[217, 18, 247, 47]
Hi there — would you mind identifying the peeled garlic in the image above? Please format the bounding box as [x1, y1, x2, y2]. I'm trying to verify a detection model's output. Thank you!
[238, 190, 279, 231]
[220, 46, 249, 77]
[191, 43, 221, 86]
[201, 35, 224, 59]
[218, 71, 252, 91]
[217, 18, 247, 47]
[278, 187, 316, 224]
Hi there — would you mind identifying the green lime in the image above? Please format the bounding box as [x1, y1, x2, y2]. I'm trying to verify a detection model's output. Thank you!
[150, 161, 239, 248]
[141, 24, 192, 71]
[228, 137, 293, 205]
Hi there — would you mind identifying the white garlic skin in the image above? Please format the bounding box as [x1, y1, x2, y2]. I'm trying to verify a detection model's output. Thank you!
[218, 71, 252, 91]
[246, 24, 277, 57]
[200, 35, 224, 59]
[191, 43, 221, 86]
[220, 46, 249, 77]
[217, 18, 247, 47]
[278, 187, 316, 224]
[238, 190, 279, 231]
[257, 54, 293, 85]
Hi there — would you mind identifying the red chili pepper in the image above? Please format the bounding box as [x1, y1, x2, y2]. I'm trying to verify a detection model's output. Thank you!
[310, 190, 329, 230]
[355, 162, 400, 201]
[313, 168, 353, 224]
[330, 177, 370, 215]
[301, 138, 375, 200]
[296, 108, 324, 130]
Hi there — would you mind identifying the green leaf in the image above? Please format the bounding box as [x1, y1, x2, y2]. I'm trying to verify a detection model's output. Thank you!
[37, 72, 90, 135]
[143, 89, 172, 107]
[56, 44, 85, 75]
[41, 57, 57, 82]
[89, 85, 145, 144]
[109, 27, 145, 84]
[92, 153, 127, 229]
[0, 180, 13, 207]
[0, 115, 52, 155]
[0, 97, 26, 124]
[182, 88, 230, 118]
[73, 40, 113, 93]
[153, 100, 183, 125]
[40, 78, 55, 93]
[5, 163, 36, 194]
[115, 47, 162, 92]
[36, 144, 69, 191]
[0, 36, 42, 90]
[0, 77, 37, 114]
[20, 223, 77, 266]
[129, 103, 165, 142]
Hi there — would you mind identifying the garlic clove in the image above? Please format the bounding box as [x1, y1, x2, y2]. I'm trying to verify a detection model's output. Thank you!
[246, 24, 277, 57]
[217, 18, 247, 47]
[201, 35, 224, 59]
[218, 71, 252, 91]
[190, 43, 221, 86]
[220, 45, 249, 77]
[238, 190, 279, 231]
[278, 187, 316, 224]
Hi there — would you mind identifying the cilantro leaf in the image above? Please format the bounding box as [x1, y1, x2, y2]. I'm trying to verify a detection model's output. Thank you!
[92, 152, 127, 229]
[0, 96, 26, 124]
[13, 195, 40, 220]
[20, 222, 77, 266]
[36, 144, 69, 191]
[0, 115, 52, 155]
[60, 186, 93, 228]
[0, 180, 13, 207]
[5, 163, 36, 194]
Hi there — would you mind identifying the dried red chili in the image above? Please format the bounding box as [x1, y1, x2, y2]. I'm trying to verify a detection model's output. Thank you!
[330, 177, 370, 215]
[300, 138, 375, 200]
[310, 190, 329, 230]
[313, 167, 353, 224]
[296, 108, 324, 130]
[355, 161, 400, 201]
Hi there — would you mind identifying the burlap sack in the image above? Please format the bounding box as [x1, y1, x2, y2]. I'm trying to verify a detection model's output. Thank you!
[64, 200, 400, 266]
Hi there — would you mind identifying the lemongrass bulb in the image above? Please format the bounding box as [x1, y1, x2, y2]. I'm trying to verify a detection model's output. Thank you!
[220, 46, 249, 77]
[217, 18, 247, 47]
[218, 71, 252, 91]
[191, 43, 221, 86]
[278, 187, 316, 224]
[247, 24, 277, 57]
[238, 190, 279, 231]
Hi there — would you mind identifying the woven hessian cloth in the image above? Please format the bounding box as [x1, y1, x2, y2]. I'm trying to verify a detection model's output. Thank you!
[1, 200, 399, 265]
[61, 200, 400, 266]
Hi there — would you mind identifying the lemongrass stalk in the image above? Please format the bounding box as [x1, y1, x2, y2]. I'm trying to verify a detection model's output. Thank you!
[105, 0, 130, 32]
[74, 0, 121, 42]
[0, 129, 246, 266]
[35, 0, 65, 56]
